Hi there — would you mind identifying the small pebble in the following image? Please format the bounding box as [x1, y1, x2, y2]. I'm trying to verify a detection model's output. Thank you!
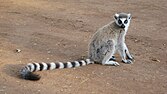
[60, 89, 64, 92]
[134, 39, 138, 42]
[152, 58, 160, 62]
[33, 43, 37, 45]
[47, 51, 51, 54]
[16, 49, 21, 53]
[76, 19, 83, 22]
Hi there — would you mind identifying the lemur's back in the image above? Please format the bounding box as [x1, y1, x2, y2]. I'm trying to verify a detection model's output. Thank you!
[88, 21, 124, 63]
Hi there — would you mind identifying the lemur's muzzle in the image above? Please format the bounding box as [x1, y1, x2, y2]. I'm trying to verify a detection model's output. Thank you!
[121, 24, 125, 28]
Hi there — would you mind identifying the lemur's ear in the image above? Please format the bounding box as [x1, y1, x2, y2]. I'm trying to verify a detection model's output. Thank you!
[128, 13, 131, 19]
[114, 13, 119, 20]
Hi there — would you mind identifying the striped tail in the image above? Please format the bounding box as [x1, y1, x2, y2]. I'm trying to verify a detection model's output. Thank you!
[19, 59, 94, 81]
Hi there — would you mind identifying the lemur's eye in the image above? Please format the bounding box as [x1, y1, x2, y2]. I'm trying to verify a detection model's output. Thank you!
[118, 19, 122, 24]
[124, 20, 128, 24]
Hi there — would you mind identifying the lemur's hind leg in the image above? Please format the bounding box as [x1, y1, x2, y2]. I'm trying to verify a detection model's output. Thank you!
[102, 40, 120, 66]
[118, 43, 133, 64]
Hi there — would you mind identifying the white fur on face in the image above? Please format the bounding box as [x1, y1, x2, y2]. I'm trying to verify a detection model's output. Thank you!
[114, 13, 131, 30]
[115, 17, 131, 31]
[121, 18, 130, 31]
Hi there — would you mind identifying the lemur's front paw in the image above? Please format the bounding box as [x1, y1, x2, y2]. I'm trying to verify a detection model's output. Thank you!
[122, 59, 133, 64]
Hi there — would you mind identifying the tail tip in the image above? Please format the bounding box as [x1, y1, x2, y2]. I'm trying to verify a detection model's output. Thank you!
[20, 68, 41, 81]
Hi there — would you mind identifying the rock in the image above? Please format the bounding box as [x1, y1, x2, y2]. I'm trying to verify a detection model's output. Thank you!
[16, 49, 21, 53]
[47, 51, 51, 54]
[152, 58, 160, 62]
[33, 43, 37, 45]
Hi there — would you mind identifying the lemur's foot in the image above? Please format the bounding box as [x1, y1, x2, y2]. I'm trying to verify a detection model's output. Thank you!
[104, 61, 120, 66]
[122, 59, 133, 64]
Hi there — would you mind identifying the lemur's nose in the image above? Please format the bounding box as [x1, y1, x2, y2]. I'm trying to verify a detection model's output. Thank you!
[121, 24, 125, 28]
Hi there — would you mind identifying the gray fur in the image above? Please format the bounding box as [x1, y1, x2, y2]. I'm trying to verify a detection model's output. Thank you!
[88, 12, 134, 65]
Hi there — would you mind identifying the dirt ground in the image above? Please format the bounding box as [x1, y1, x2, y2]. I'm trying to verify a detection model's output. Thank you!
[0, 0, 167, 94]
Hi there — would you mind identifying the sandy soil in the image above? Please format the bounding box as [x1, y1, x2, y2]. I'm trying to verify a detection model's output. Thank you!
[0, 0, 167, 94]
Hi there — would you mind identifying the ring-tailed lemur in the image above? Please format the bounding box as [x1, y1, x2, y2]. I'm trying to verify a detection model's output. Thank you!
[20, 13, 134, 81]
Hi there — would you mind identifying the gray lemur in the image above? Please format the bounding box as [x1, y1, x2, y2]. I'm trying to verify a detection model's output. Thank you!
[88, 12, 134, 66]
[20, 13, 134, 81]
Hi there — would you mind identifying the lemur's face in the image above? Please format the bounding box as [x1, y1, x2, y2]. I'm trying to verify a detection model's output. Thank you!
[114, 13, 131, 28]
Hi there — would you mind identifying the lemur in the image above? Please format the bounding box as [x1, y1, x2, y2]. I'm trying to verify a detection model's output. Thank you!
[20, 13, 134, 81]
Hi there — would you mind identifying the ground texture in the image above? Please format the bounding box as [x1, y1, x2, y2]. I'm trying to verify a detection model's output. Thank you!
[0, 0, 167, 94]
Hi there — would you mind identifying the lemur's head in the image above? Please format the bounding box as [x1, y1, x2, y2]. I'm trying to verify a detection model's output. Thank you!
[114, 13, 131, 28]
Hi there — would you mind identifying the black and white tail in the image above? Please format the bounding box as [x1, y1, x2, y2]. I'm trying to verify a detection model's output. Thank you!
[20, 59, 94, 81]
